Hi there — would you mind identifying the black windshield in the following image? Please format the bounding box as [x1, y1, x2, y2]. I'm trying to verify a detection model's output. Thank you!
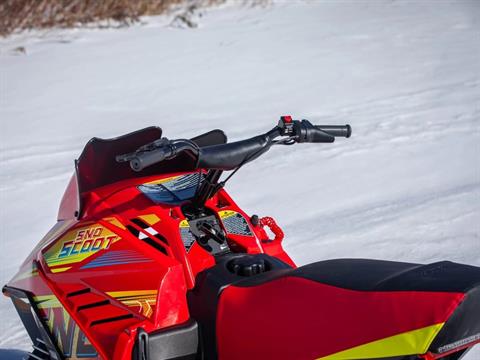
[76, 127, 227, 194]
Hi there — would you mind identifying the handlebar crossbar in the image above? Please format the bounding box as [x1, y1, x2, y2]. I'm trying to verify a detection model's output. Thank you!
[116, 117, 351, 172]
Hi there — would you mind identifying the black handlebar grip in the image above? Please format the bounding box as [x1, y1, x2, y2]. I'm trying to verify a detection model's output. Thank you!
[130, 148, 169, 172]
[315, 125, 351, 138]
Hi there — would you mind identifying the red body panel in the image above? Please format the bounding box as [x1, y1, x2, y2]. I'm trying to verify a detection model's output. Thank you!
[7, 171, 293, 360]
[216, 277, 464, 360]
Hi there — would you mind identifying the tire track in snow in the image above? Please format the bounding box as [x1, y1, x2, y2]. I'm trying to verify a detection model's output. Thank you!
[287, 181, 480, 247]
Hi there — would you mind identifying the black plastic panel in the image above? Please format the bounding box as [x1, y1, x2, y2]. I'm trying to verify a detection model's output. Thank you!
[133, 320, 199, 360]
[429, 286, 480, 354]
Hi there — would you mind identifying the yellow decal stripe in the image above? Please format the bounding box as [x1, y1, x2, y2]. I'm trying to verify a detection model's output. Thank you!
[138, 214, 161, 226]
[107, 290, 158, 317]
[106, 290, 158, 298]
[317, 323, 445, 360]
[50, 266, 72, 273]
[104, 217, 126, 230]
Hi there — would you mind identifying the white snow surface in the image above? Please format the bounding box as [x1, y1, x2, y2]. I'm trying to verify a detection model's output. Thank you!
[1, 0, 479, 358]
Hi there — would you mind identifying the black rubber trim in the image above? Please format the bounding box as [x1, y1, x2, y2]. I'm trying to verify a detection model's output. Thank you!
[133, 328, 149, 360]
[429, 286, 480, 354]
[147, 320, 198, 360]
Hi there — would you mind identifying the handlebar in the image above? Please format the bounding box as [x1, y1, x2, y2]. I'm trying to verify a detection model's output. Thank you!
[116, 117, 351, 171]
[129, 147, 171, 172]
[315, 125, 351, 138]
[197, 129, 278, 170]
[116, 139, 199, 171]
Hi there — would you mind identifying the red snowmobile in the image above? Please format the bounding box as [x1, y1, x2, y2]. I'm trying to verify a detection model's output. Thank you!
[3, 117, 480, 360]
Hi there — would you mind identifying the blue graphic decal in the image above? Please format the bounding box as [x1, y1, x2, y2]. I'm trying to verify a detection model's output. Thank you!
[81, 250, 152, 269]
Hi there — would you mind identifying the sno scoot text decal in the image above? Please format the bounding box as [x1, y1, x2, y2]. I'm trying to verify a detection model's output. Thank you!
[44, 222, 121, 272]
[58, 227, 116, 258]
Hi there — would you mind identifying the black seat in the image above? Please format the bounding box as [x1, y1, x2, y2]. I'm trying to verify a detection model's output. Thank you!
[291, 259, 480, 293]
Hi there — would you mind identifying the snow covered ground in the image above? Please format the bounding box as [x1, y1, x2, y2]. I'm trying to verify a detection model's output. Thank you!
[1, 0, 479, 358]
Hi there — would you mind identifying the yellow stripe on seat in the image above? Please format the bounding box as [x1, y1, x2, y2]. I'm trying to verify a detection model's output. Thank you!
[317, 323, 445, 360]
